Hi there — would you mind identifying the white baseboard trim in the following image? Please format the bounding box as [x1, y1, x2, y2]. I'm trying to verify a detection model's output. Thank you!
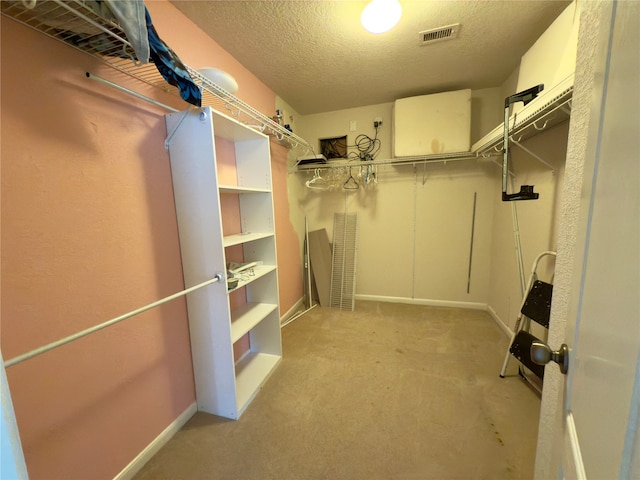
[280, 297, 305, 325]
[355, 295, 514, 339]
[354, 294, 487, 311]
[114, 401, 197, 480]
[485, 304, 513, 338]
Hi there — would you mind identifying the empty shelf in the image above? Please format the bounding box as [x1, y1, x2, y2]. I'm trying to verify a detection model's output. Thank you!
[219, 185, 271, 194]
[230, 302, 278, 343]
[223, 232, 274, 247]
[235, 352, 281, 416]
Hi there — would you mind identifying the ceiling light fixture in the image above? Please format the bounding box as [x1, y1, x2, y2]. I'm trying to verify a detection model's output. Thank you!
[361, 0, 402, 34]
[198, 67, 239, 94]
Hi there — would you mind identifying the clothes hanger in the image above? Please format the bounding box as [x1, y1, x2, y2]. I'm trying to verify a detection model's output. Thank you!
[343, 167, 359, 190]
[363, 164, 378, 185]
[305, 169, 329, 190]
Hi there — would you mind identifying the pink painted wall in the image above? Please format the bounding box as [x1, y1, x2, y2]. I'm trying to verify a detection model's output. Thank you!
[271, 143, 304, 314]
[1, 17, 194, 479]
[1, 1, 302, 478]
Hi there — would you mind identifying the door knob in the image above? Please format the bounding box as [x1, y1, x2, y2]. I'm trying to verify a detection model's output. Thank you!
[530, 341, 569, 374]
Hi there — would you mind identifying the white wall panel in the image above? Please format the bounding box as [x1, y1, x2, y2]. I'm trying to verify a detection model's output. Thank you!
[355, 165, 417, 298]
[414, 163, 494, 303]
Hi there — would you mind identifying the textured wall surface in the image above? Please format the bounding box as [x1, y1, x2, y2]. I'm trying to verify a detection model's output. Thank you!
[1, 17, 194, 478]
[534, 2, 606, 478]
[1, 2, 295, 478]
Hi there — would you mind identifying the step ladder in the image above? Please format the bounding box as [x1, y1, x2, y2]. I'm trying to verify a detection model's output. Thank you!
[500, 251, 556, 391]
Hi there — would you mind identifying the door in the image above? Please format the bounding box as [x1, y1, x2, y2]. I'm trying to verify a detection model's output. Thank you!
[560, 1, 639, 478]
[1, 349, 28, 479]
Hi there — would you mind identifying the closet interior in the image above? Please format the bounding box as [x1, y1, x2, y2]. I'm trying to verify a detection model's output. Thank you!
[1, 0, 580, 478]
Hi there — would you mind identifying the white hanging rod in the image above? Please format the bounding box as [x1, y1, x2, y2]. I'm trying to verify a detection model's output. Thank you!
[295, 152, 486, 171]
[4, 274, 224, 369]
[86, 72, 179, 113]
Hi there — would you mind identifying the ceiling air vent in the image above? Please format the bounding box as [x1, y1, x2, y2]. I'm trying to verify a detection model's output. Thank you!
[419, 23, 460, 46]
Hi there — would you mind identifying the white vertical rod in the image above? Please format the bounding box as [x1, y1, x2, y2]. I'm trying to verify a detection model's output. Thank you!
[467, 192, 477, 294]
[4, 275, 223, 368]
[508, 172, 527, 298]
[502, 106, 511, 194]
[511, 199, 527, 298]
[281, 304, 318, 328]
[282, 216, 318, 327]
[304, 216, 313, 309]
[411, 164, 418, 300]
[341, 212, 348, 309]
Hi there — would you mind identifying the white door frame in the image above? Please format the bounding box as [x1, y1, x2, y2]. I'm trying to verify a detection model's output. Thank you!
[1, 349, 28, 479]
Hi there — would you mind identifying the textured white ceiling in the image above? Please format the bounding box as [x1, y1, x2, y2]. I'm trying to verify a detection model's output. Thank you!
[172, 1, 570, 115]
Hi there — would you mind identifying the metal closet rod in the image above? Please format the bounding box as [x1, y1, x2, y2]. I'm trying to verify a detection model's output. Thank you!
[3, 274, 224, 369]
[86, 72, 179, 112]
[296, 153, 487, 171]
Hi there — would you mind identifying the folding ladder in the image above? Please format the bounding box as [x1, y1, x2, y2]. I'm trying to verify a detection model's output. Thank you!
[500, 251, 556, 391]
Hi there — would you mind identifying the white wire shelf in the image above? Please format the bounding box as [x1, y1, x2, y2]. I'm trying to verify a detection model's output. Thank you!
[1, 0, 314, 153]
[295, 76, 573, 173]
[3, 1, 572, 173]
[472, 75, 574, 155]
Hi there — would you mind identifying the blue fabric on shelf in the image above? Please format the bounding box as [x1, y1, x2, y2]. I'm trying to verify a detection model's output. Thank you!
[145, 7, 201, 107]
[103, 0, 149, 64]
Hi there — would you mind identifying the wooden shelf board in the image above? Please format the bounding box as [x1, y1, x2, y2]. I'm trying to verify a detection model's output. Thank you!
[223, 232, 274, 247]
[230, 302, 278, 343]
[219, 185, 271, 194]
[228, 265, 277, 292]
[235, 352, 281, 416]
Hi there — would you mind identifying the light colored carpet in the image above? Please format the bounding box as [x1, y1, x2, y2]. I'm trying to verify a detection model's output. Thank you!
[134, 302, 540, 479]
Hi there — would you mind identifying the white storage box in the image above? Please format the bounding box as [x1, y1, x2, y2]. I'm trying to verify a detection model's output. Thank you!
[393, 89, 471, 157]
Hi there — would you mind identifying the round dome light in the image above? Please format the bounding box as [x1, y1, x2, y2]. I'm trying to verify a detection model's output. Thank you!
[361, 0, 402, 34]
[198, 67, 239, 94]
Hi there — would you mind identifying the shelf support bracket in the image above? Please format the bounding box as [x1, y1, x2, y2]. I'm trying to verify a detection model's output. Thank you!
[164, 108, 194, 149]
[510, 138, 556, 172]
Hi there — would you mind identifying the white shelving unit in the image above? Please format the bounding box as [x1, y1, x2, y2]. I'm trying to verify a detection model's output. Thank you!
[165, 106, 282, 420]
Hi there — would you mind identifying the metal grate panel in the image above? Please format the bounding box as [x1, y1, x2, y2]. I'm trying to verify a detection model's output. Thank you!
[329, 213, 358, 311]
